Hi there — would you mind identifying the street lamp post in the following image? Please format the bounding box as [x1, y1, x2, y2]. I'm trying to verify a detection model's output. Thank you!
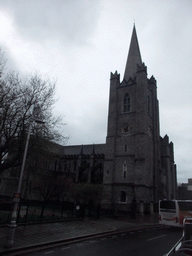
[5, 106, 44, 248]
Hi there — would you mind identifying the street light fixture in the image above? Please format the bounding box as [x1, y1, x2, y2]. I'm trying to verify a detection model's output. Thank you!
[5, 105, 44, 248]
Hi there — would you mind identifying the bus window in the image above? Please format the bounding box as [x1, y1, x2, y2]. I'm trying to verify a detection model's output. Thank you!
[160, 200, 176, 212]
[178, 202, 192, 211]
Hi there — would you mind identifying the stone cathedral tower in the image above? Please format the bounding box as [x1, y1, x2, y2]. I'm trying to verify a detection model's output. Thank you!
[103, 25, 162, 207]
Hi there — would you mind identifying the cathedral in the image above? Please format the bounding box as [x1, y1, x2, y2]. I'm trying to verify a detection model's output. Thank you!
[61, 25, 177, 208]
[0, 25, 177, 211]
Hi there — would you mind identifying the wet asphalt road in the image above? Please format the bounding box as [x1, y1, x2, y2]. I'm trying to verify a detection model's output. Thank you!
[27, 226, 182, 256]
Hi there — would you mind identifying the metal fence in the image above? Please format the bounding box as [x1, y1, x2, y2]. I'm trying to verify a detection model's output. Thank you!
[0, 199, 76, 224]
[0, 199, 158, 225]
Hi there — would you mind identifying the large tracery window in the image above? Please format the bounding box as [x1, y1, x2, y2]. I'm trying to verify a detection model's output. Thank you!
[123, 93, 130, 112]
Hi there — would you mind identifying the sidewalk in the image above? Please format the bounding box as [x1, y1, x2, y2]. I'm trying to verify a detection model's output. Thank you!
[0, 213, 159, 255]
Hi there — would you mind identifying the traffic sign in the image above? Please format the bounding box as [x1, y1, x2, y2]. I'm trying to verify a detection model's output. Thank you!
[12, 193, 21, 202]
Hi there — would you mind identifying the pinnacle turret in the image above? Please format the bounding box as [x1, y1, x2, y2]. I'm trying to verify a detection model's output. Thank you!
[124, 25, 142, 81]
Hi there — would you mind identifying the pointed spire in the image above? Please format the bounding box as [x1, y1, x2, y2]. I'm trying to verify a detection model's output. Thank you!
[124, 24, 142, 81]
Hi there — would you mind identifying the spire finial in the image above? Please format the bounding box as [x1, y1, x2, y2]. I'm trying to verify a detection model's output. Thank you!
[124, 25, 142, 81]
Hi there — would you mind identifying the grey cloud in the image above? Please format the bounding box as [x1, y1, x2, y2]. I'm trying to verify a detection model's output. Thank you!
[1, 0, 101, 45]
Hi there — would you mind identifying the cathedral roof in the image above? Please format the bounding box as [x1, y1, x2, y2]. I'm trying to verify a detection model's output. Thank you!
[124, 24, 142, 81]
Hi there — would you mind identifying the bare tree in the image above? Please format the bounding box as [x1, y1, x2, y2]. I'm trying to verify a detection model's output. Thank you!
[33, 172, 74, 219]
[0, 49, 67, 174]
[33, 172, 58, 218]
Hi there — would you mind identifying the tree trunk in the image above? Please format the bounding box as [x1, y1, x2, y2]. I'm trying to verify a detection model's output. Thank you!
[40, 201, 46, 220]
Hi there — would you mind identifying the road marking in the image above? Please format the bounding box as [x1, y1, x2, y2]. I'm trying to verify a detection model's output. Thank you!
[61, 247, 70, 250]
[90, 240, 97, 243]
[77, 243, 85, 246]
[44, 251, 54, 255]
[101, 237, 107, 240]
[121, 233, 126, 236]
[112, 235, 117, 238]
[147, 234, 167, 241]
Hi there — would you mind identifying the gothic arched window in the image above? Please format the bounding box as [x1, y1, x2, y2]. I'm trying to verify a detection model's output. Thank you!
[120, 191, 126, 202]
[123, 94, 130, 112]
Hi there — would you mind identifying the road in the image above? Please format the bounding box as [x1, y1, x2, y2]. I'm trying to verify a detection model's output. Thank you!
[27, 226, 182, 256]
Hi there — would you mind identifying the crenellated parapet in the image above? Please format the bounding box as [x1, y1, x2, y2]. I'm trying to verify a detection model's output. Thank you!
[137, 62, 147, 74]
[161, 134, 169, 145]
[161, 135, 174, 161]
[149, 75, 156, 85]
[121, 77, 136, 86]
[110, 70, 120, 80]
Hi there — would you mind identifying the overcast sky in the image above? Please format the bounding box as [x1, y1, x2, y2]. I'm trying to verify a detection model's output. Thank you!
[0, 0, 192, 183]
